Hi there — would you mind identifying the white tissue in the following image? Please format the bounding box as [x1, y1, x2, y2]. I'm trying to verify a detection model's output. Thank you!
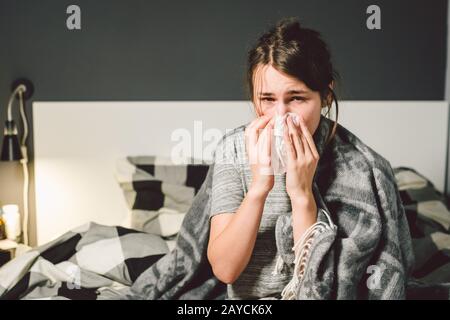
[271, 113, 299, 175]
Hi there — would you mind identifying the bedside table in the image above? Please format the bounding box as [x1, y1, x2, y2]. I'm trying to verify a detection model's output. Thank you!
[0, 239, 18, 267]
[0, 240, 31, 267]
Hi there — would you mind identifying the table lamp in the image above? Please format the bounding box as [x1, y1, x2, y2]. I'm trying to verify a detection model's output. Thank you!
[0, 78, 34, 246]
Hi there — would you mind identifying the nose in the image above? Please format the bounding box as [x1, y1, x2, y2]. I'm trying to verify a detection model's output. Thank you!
[275, 102, 288, 117]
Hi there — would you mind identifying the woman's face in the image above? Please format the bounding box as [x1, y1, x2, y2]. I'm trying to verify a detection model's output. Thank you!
[253, 64, 323, 135]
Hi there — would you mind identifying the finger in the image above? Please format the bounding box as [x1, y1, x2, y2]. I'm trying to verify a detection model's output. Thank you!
[251, 114, 271, 129]
[293, 116, 314, 162]
[249, 114, 269, 128]
[250, 115, 272, 145]
[300, 133, 313, 161]
[287, 116, 304, 159]
[255, 115, 274, 143]
[246, 119, 261, 147]
[257, 123, 269, 153]
[298, 115, 319, 159]
[258, 125, 272, 172]
[266, 117, 275, 149]
[246, 115, 269, 140]
[244, 122, 254, 150]
[268, 116, 275, 128]
[283, 122, 296, 161]
[267, 121, 273, 153]
[267, 117, 275, 158]
[245, 121, 259, 163]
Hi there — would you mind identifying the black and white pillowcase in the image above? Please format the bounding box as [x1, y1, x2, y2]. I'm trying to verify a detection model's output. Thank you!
[116, 156, 210, 250]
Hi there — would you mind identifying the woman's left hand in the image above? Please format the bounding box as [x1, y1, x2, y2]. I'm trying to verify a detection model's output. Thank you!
[283, 114, 320, 201]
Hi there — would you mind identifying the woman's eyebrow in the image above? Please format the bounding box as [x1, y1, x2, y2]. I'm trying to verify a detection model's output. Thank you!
[258, 92, 274, 96]
[286, 89, 308, 95]
[258, 89, 309, 96]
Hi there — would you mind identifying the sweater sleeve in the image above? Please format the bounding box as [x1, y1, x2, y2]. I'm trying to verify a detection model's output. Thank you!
[210, 133, 244, 219]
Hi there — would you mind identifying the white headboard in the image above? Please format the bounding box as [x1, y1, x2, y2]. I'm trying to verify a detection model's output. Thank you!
[33, 101, 448, 245]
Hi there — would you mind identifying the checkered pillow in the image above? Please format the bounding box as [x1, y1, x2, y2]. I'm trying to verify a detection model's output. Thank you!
[115, 156, 210, 243]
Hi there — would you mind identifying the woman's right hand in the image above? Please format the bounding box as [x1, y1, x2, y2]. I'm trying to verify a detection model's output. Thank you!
[244, 115, 275, 195]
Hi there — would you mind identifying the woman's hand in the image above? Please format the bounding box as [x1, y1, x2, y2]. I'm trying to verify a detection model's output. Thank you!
[245, 115, 275, 196]
[283, 114, 319, 246]
[283, 114, 320, 201]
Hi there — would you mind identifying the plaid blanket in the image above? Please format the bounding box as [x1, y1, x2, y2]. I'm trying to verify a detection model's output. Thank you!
[394, 167, 450, 299]
[0, 223, 169, 299]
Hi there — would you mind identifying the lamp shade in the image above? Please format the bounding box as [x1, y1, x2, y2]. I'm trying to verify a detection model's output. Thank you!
[1, 120, 22, 161]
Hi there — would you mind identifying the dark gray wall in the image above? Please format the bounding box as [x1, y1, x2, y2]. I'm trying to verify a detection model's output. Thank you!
[0, 0, 447, 245]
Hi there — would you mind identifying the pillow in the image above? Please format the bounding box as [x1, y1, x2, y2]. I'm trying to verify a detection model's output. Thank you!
[393, 167, 450, 285]
[116, 156, 210, 248]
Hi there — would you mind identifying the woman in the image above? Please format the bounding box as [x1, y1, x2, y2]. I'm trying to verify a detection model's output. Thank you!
[207, 17, 414, 300]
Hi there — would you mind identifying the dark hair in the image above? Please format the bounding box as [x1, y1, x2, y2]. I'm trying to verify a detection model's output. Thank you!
[246, 17, 339, 144]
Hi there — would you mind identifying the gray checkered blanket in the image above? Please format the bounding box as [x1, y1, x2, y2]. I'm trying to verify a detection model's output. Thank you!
[0, 223, 169, 299]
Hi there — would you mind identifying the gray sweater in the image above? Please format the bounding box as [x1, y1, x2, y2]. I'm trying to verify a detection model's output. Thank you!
[210, 123, 296, 299]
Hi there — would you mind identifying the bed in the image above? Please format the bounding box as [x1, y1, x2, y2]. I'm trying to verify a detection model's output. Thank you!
[0, 100, 448, 299]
